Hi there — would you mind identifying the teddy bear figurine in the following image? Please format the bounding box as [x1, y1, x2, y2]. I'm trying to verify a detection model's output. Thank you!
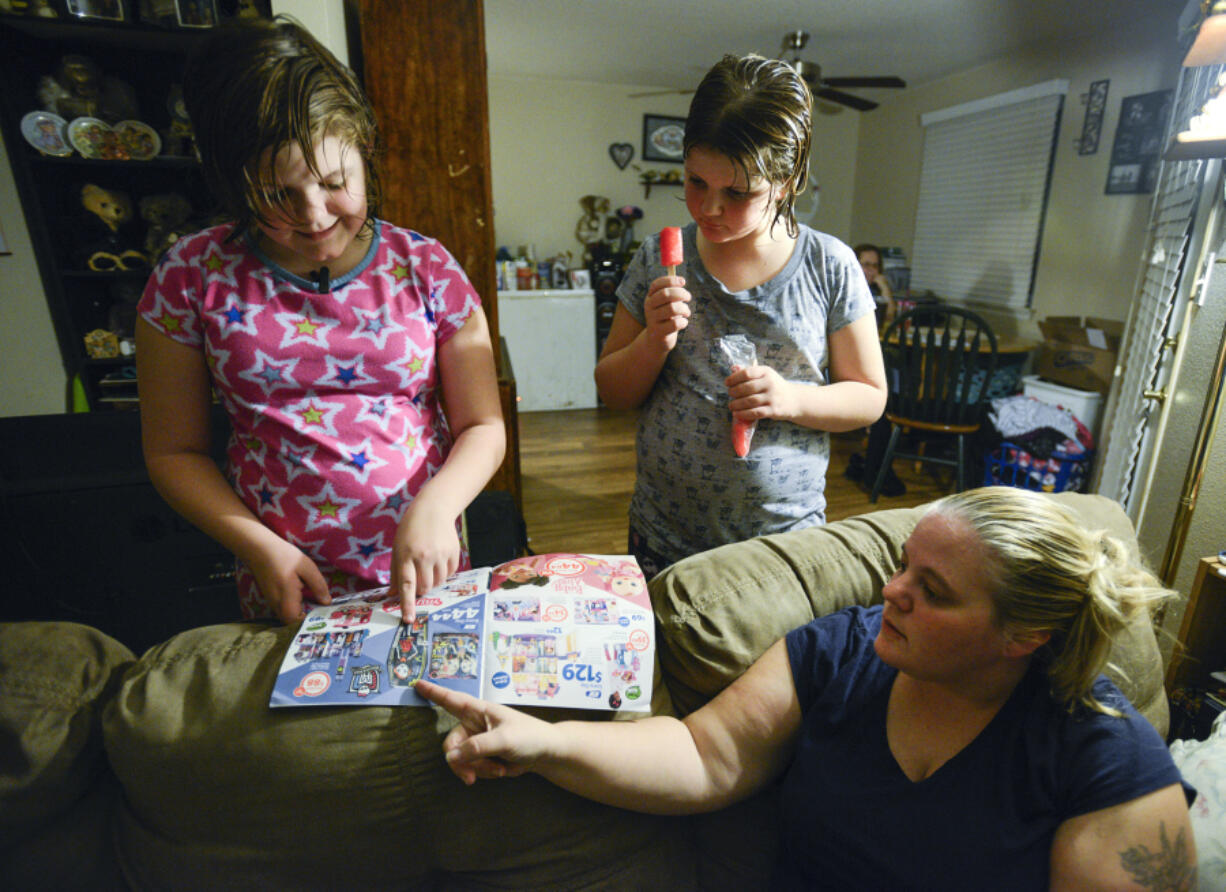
[73, 183, 145, 272]
[37, 55, 139, 124]
[139, 192, 194, 262]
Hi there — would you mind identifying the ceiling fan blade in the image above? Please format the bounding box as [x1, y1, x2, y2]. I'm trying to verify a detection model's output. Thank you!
[821, 76, 907, 89]
[815, 87, 878, 112]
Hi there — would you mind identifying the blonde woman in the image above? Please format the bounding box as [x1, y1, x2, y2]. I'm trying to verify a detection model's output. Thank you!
[420, 486, 1196, 889]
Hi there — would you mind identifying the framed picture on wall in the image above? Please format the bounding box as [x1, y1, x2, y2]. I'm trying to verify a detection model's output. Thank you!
[173, 0, 218, 27]
[1105, 89, 1173, 195]
[140, 0, 217, 27]
[642, 114, 686, 163]
[66, 0, 129, 21]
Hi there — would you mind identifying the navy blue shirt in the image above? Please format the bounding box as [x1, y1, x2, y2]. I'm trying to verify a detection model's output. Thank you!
[778, 605, 1189, 890]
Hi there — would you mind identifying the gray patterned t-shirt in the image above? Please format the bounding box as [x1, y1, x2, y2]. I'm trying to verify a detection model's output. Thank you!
[617, 222, 874, 566]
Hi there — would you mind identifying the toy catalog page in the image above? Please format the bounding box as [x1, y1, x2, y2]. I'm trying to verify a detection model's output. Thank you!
[269, 554, 654, 712]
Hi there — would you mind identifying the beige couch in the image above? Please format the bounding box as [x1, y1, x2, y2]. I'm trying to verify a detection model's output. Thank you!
[1, 492, 1168, 890]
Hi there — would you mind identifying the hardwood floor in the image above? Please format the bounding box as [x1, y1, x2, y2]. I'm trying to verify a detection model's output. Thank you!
[517, 407, 951, 557]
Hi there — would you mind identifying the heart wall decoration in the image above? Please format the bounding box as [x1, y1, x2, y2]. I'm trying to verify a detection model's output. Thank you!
[608, 142, 633, 170]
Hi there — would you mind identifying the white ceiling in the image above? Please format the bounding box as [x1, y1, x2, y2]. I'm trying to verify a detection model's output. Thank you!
[485, 0, 1192, 100]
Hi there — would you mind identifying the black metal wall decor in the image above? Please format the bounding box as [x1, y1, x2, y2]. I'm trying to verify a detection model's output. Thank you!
[1077, 79, 1109, 156]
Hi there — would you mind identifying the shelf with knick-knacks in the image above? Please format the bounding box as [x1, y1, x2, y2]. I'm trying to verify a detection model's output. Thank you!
[638, 170, 683, 198]
[0, 12, 213, 410]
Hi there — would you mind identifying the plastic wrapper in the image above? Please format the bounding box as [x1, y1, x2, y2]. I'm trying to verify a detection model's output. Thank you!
[713, 334, 757, 457]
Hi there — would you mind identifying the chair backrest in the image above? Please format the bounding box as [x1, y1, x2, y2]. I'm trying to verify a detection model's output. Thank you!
[880, 306, 999, 428]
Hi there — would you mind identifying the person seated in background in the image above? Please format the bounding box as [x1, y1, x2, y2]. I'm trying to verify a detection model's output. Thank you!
[855, 242, 895, 329]
[844, 242, 906, 495]
[418, 486, 1197, 890]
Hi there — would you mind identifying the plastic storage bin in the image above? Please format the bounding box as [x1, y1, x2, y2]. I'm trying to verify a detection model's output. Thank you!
[983, 441, 1093, 493]
[1021, 375, 1103, 439]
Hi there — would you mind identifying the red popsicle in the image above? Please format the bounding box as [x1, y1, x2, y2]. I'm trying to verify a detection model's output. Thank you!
[732, 419, 753, 457]
[660, 226, 683, 275]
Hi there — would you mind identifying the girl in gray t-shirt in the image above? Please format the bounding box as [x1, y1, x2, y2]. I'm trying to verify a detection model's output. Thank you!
[594, 54, 885, 575]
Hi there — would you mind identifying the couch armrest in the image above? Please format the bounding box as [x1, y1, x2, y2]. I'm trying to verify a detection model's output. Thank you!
[651, 492, 1169, 737]
[652, 506, 923, 716]
[0, 622, 133, 889]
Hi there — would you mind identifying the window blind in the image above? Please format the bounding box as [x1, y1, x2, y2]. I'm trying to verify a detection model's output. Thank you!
[910, 81, 1067, 312]
[1096, 63, 1218, 510]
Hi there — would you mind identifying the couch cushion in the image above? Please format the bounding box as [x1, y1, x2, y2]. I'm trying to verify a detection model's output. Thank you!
[0, 621, 133, 890]
[652, 504, 922, 716]
[103, 621, 693, 890]
[652, 492, 1169, 736]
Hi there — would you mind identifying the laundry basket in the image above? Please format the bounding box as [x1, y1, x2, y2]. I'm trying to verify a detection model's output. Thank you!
[982, 441, 1093, 493]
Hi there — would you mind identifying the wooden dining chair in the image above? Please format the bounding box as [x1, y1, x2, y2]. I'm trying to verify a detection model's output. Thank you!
[869, 306, 998, 502]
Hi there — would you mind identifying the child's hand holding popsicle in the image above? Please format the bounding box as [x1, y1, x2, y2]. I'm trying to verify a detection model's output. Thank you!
[714, 334, 758, 458]
[642, 226, 690, 352]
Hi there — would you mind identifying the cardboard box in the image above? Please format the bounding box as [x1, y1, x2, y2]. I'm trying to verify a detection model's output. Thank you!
[1035, 316, 1123, 395]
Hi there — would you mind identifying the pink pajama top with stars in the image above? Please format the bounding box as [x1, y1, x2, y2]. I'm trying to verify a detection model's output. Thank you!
[138, 220, 481, 619]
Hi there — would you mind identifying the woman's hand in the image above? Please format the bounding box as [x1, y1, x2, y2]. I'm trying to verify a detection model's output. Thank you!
[642, 275, 691, 352]
[726, 364, 799, 422]
[391, 499, 461, 621]
[415, 679, 553, 784]
[867, 268, 893, 300]
[245, 537, 331, 623]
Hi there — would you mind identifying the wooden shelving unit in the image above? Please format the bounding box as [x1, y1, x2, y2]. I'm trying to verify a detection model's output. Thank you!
[1166, 556, 1226, 691]
[0, 13, 210, 410]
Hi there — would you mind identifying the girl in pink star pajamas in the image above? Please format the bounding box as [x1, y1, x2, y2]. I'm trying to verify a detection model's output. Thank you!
[136, 17, 504, 624]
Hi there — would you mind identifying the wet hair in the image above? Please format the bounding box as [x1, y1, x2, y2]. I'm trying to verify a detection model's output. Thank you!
[926, 487, 1175, 715]
[683, 54, 813, 238]
[182, 15, 382, 235]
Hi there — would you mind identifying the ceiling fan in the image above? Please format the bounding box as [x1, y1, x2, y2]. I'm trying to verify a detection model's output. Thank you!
[781, 30, 905, 112]
[630, 30, 906, 112]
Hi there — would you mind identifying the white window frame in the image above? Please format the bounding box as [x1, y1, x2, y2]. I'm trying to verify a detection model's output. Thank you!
[910, 80, 1068, 316]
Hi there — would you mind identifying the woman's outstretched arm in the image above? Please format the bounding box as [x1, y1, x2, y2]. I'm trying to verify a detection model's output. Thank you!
[416, 639, 801, 815]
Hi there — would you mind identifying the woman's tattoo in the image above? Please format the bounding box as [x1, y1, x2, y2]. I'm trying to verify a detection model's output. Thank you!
[1119, 822, 1196, 890]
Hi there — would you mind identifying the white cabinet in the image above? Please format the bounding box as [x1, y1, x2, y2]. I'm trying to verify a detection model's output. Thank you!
[498, 289, 598, 411]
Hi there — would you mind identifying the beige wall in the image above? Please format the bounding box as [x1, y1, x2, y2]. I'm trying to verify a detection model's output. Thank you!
[850, 12, 1183, 341]
[488, 74, 862, 264]
[272, 0, 347, 66]
[0, 3, 1188, 416]
[0, 126, 68, 417]
[488, 77, 692, 264]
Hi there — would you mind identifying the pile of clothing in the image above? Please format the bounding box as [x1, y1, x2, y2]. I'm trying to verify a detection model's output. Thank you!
[981, 394, 1095, 493]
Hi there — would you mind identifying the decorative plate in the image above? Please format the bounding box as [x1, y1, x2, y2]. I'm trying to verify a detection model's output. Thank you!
[68, 117, 122, 160]
[20, 111, 72, 157]
[114, 120, 161, 161]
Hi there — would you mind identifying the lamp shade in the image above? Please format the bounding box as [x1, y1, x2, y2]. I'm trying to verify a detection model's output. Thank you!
[1185, 0, 1226, 66]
